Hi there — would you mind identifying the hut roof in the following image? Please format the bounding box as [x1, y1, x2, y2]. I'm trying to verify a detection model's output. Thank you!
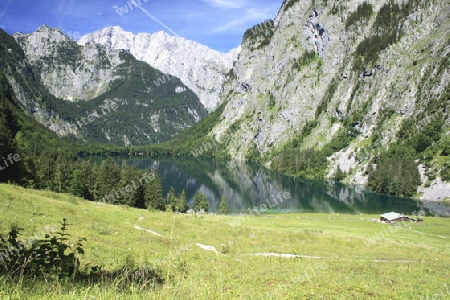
[380, 212, 406, 221]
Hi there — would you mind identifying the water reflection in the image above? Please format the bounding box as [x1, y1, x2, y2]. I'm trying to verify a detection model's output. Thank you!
[121, 157, 449, 216]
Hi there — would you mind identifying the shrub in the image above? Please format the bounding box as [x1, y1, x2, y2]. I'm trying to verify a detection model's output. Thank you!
[293, 50, 317, 71]
[333, 166, 346, 181]
[0, 219, 85, 279]
[0, 219, 164, 290]
[441, 164, 450, 182]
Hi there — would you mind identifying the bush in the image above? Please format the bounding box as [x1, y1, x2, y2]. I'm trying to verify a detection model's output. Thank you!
[441, 164, 450, 182]
[293, 50, 317, 71]
[0, 219, 85, 279]
[0, 219, 164, 290]
[333, 166, 346, 181]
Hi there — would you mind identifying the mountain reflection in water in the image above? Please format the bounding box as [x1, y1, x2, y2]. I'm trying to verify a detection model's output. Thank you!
[116, 157, 449, 216]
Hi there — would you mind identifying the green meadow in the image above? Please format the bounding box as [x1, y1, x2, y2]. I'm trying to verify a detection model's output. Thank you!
[0, 183, 449, 299]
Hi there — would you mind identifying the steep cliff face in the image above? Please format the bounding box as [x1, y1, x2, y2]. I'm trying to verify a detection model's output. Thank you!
[79, 26, 240, 111]
[210, 0, 449, 193]
[14, 26, 124, 102]
[5, 26, 207, 146]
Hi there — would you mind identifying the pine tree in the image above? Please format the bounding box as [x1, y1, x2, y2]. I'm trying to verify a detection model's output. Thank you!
[69, 160, 95, 200]
[118, 165, 140, 206]
[145, 172, 165, 211]
[0, 114, 22, 183]
[440, 136, 450, 156]
[177, 190, 189, 213]
[69, 168, 86, 198]
[52, 154, 73, 193]
[368, 147, 421, 197]
[166, 187, 178, 212]
[219, 196, 229, 214]
[95, 158, 121, 202]
[133, 185, 146, 209]
[34, 153, 56, 190]
[333, 166, 346, 181]
[193, 191, 209, 213]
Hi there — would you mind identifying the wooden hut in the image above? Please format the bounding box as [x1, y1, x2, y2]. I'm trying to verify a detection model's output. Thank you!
[380, 212, 414, 223]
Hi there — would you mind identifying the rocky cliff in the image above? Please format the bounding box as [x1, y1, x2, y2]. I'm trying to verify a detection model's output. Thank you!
[5, 26, 207, 146]
[79, 26, 240, 111]
[208, 0, 450, 197]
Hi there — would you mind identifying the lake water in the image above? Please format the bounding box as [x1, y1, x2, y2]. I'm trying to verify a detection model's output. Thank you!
[116, 157, 448, 216]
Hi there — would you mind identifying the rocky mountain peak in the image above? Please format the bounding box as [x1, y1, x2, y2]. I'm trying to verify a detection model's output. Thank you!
[211, 0, 450, 192]
[4, 25, 206, 146]
[79, 26, 240, 111]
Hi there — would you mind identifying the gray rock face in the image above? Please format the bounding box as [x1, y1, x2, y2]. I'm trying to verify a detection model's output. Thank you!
[9, 25, 207, 146]
[14, 26, 124, 102]
[210, 0, 450, 186]
[303, 9, 329, 58]
[79, 26, 240, 111]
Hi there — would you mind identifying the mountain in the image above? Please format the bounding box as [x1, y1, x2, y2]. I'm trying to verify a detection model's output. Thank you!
[6, 26, 207, 146]
[185, 0, 449, 198]
[78, 26, 240, 111]
[0, 49, 76, 184]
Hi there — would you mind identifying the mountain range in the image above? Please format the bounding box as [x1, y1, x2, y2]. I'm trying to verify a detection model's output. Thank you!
[2, 25, 209, 145]
[0, 0, 449, 199]
[78, 26, 240, 111]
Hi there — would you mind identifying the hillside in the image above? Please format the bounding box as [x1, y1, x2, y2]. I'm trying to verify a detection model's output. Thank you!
[0, 184, 449, 299]
[0, 61, 78, 184]
[188, 0, 450, 198]
[2, 26, 207, 146]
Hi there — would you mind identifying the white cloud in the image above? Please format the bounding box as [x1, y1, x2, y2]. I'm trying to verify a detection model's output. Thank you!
[0, 0, 12, 19]
[135, 5, 180, 37]
[202, 0, 247, 9]
[212, 8, 274, 33]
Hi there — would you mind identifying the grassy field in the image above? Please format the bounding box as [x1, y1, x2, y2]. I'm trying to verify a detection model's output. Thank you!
[0, 183, 449, 299]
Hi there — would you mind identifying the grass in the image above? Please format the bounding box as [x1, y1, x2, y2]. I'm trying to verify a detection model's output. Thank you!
[0, 183, 449, 299]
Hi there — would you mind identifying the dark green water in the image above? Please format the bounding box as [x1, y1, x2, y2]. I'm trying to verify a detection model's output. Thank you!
[115, 157, 448, 216]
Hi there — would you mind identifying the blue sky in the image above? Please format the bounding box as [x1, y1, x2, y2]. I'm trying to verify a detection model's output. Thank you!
[0, 0, 283, 53]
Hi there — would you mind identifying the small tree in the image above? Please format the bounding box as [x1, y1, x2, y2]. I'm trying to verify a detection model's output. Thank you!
[145, 172, 165, 211]
[0, 219, 85, 279]
[177, 190, 189, 213]
[69, 168, 86, 198]
[193, 191, 209, 212]
[166, 187, 178, 212]
[219, 196, 229, 214]
[441, 136, 450, 156]
[333, 166, 346, 181]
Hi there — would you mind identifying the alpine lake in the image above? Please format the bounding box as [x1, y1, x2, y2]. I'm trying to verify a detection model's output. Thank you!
[90, 156, 450, 217]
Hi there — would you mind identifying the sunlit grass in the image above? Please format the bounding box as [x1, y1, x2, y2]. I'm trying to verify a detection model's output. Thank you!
[0, 184, 449, 299]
